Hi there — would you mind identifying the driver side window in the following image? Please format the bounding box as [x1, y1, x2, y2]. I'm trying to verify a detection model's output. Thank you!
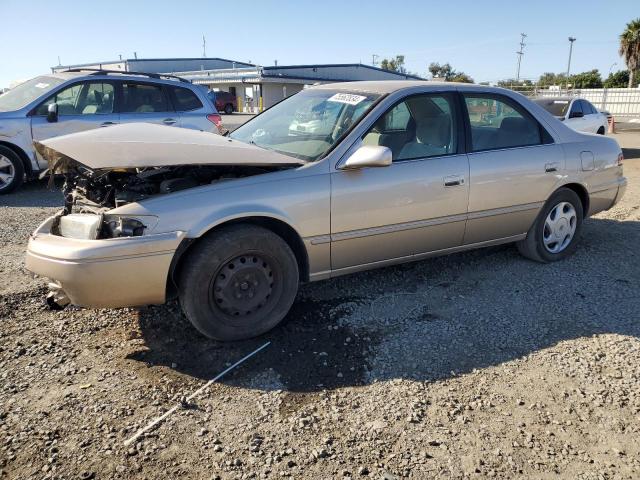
[362, 93, 458, 161]
[36, 83, 83, 115]
[36, 82, 114, 116]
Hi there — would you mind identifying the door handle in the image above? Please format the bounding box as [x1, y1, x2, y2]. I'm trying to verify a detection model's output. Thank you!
[100, 121, 117, 127]
[163, 118, 177, 125]
[444, 175, 464, 187]
[545, 162, 559, 173]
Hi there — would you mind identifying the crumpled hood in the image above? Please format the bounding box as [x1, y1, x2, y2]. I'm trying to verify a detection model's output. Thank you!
[35, 122, 306, 172]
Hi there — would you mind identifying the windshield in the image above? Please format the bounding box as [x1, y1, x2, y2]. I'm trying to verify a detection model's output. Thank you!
[230, 89, 380, 161]
[0, 76, 66, 112]
[533, 98, 571, 117]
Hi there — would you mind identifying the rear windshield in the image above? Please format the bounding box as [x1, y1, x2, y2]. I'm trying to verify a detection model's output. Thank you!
[533, 98, 570, 117]
[230, 89, 380, 161]
[0, 76, 66, 112]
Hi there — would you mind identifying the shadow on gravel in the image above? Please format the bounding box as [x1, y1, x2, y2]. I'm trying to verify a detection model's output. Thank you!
[129, 217, 640, 394]
[0, 179, 63, 208]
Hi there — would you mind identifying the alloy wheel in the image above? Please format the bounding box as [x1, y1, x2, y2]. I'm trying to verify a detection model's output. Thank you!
[542, 201, 577, 254]
[0, 154, 15, 190]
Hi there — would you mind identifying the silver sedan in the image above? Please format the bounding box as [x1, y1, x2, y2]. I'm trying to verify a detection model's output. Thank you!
[26, 81, 627, 340]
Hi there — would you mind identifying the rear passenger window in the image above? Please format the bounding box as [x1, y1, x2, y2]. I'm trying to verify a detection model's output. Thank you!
[464, 95, 542, 151]
[171, 87, 203, 111]
[362, 93, 458, 161]
[121, 82, 170, 113]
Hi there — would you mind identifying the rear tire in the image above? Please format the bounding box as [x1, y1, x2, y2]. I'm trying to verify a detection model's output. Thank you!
[178, 225, 299, 341]
[224, 104, 234, 115]
[517, 188, 584, 263]
[0, 146, 24, 194]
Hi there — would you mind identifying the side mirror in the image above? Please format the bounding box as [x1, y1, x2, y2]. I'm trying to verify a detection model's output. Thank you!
[340, 145, 392, 170]
[47, 103, 58, 123]
[569, 111, 583, 119]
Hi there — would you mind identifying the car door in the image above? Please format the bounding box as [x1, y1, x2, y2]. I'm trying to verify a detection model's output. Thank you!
[117, 81, 179, 127]
[581, 100, 601, 133]
[31, 80, 118, 143]
[330, 92, 469, 270]
[168, 85, 212, 132]
[462, 92, 564, 244]
[565, 99, 588, 132]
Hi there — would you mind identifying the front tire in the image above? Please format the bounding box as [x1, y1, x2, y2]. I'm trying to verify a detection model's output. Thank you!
[517, 188, 584, 263]
[0, 146, 24, 194]
[597, 126, 605, 135]
[178, 225, 299, 341]
[224, 104, 234, 115]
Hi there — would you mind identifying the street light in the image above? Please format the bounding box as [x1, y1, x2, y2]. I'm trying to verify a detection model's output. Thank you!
[566, 37, 576, 79]
[608, 62, 617, 76]
[567, 37, 576, 81]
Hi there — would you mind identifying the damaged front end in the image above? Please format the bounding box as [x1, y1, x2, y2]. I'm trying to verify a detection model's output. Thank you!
[34, 123, 306, 240]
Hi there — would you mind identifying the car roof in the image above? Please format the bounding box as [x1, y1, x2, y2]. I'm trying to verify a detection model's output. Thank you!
[47, 71, 198, 88]
[309, 80, 491, 95]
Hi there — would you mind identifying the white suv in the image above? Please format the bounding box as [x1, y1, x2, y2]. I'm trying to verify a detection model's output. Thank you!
[0, 69, 222, 194]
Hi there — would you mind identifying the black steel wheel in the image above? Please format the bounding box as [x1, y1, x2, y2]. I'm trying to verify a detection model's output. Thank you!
[178, 224, 299, 341]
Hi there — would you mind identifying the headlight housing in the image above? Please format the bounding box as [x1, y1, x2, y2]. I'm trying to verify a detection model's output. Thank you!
[55, 214, 158, 239]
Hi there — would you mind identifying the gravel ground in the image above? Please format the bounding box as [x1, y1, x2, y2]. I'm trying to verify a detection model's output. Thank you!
[1, 133, 639, 480]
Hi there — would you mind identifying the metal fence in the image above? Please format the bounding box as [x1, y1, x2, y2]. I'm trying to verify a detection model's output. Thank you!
[504, 86, 640, 118]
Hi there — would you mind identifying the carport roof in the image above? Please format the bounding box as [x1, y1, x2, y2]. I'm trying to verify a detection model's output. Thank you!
[179, 63, 424, 84]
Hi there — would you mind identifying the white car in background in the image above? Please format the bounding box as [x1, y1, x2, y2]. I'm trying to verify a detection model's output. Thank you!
[533, 97, 607, 135]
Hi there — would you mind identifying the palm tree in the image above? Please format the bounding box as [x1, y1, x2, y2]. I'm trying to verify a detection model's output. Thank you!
[619, 18, 640, 87]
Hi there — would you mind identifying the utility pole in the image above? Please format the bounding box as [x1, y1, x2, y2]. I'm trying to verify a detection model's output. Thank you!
[566, 37, 576, 78]
[202, 35, 207, 57]
[515, 33, 527, 82]
[372, 54, 379, 67]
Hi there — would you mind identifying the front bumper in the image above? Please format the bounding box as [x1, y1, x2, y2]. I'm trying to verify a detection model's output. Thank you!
[26, 216, 186, 308]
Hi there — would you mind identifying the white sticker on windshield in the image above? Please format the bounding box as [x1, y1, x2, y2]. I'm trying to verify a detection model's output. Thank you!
[35, 83, 50, 89]
[553, 100, 569, 104]
[327, 93, 367, 105]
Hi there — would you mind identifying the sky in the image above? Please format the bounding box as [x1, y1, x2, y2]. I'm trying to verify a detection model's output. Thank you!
[0, 0, 637, 88]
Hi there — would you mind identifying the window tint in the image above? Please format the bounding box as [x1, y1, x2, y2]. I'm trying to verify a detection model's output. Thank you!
[581, 100, 594, 115]
[362, 94, 457, 161]
[172, 87, 203, 111]
[121, 82, 170, 113]
[464, 95, 542, 151]
[569, 100, 582, 116]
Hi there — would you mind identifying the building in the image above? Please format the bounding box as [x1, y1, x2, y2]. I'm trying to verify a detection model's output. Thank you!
[52, 58, 424, 112]
[52, 57, 254, 75]
[177, 64, 423, 112]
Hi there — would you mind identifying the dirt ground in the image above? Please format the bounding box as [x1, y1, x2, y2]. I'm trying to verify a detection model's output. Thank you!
[1, 132, 639, 480]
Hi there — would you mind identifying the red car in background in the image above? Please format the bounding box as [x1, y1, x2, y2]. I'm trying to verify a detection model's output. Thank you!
[207, 90, 237, 114]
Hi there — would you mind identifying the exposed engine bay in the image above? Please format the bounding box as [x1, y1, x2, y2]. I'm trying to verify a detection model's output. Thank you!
[33, 122, 307, 240]
[61, 163, 275, 213]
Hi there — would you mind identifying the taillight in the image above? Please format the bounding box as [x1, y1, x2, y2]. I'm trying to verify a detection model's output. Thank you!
[207, 114, 222, 128]
[617, 152, 624, 166]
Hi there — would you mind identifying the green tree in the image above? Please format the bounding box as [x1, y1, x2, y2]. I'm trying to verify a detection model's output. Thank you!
[568, 69, 603, 88]
[428, 62, 455, 80]
[604, 70, 630, 88]
[497, 78, 533, 87]
[537, 72, 567, 87]
[450, 72, 474, 83]
[380, 55, 406, 73]
[619, 18, 640, 87]
[428, 62, 473, 82]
